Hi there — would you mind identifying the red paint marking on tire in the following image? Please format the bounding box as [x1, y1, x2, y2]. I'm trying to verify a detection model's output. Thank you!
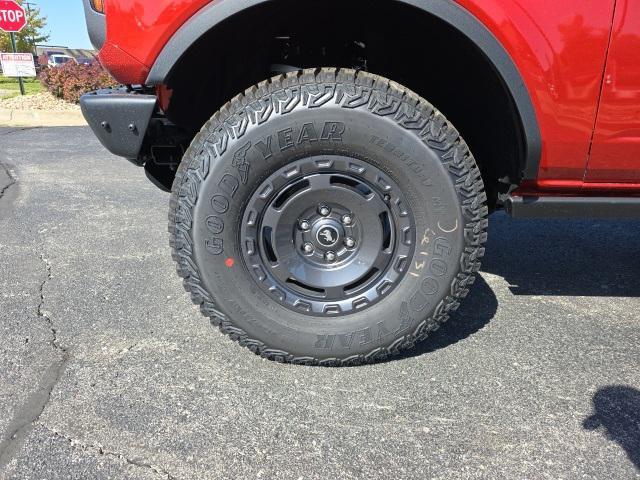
[225, 258, 235, 268]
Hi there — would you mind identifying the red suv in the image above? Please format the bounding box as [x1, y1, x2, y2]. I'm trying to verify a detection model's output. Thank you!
[81, 0, 640, 365]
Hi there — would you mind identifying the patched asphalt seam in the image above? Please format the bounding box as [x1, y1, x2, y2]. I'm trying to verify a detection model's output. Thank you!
[0, 254, 69, 471]
[0, 355, 69, 470]
[0, 126, 41, 200]
[0, 127, 40, 136]
[47, 429, 178, 480]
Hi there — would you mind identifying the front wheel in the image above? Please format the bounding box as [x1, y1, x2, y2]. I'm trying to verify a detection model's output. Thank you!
[169, 68, 488, 366]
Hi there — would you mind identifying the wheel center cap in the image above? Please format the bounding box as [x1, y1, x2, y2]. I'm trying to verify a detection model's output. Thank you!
[315, 225, 340, 248]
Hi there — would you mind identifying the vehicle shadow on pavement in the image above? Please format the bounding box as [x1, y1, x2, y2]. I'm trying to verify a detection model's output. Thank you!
[400, 273, 498, 358]
[400, 213, 640, 360]
[583, 385, 640, 471]
[482, 213, 640, 297]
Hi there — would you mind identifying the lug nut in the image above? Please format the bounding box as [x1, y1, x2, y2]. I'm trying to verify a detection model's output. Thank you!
[341, 214, 353, 225]
[299, 219, 310, 231]
[325, 251, 336, 262]
[303, 242, 315, 254]
[318, 205, 331, 216]
[344, 237, 356, 248]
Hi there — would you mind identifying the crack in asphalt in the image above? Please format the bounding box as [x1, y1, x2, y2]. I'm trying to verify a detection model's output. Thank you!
[0, 161, 16, 200]
[0, 254, 69, 472]
[0, 254, 174, 478]
[47, 429, 179, 480]
[37, 253, 65, 354]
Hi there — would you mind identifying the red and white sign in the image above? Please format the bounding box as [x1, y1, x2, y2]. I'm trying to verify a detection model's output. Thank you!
[0, 0, 27, 33]
[0, 52, 35, 77]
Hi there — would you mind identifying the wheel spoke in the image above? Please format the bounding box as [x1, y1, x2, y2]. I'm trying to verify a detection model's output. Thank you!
[372, 249, 393, 271]
[307, 174, 332, 190]
[269, 262, 292, 283]
[366, 194, 390, 216]
[324, 285, 345, 298]
[261, 204, 283, 229]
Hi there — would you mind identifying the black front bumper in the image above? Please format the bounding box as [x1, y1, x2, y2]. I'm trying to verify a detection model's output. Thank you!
[80, 89, 157, 161]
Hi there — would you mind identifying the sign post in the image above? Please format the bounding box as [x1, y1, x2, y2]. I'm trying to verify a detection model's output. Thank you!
[9, 32, 24, 95]
[0, 0, 28, 95]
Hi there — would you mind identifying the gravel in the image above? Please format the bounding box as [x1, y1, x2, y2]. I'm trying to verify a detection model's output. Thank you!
[0, 92, 79, 111]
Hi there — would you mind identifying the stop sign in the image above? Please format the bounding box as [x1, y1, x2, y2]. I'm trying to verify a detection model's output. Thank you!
[0, 0, 27, 33]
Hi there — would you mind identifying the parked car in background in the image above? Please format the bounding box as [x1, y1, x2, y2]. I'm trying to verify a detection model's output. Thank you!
[76, 56, 96, 66]
[80, 0, 640, 366]
[48, 54, 76, 68]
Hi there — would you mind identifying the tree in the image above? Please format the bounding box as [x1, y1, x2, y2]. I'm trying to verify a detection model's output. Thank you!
[0, 2, 49, 54]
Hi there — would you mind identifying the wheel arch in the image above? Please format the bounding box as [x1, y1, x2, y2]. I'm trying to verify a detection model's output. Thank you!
[146, 0, 542, 184]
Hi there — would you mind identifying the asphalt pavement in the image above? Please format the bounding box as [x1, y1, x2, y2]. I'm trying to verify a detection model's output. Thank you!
[1, 126, 639, 479]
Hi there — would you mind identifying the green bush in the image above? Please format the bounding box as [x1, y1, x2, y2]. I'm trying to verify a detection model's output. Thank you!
[39, 63, 119, 103]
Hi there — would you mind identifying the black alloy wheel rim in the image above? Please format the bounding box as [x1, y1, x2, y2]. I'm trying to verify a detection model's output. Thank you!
[241, 155, 415, 316]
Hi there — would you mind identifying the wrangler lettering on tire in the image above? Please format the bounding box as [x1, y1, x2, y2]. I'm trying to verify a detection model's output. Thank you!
[168, 68, 488, 366]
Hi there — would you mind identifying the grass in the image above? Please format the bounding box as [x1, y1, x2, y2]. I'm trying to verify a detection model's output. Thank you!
[0, 77, 43, 99]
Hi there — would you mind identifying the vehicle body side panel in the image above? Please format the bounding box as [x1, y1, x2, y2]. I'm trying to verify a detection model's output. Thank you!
[457, 0, 615, 183]
[586, 0, 640, 183]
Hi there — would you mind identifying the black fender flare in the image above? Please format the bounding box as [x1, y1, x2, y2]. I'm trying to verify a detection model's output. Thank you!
[145, 0, 541, 180]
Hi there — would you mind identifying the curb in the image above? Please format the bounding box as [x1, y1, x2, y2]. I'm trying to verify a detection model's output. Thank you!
[0, 108, 87, 127]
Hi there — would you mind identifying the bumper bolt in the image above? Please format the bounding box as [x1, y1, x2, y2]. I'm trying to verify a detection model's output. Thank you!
[318, 205, 331, 216]
[344, 237, 356, 248]
[341, 214, 353, 226]
[325, 251, 336, 262]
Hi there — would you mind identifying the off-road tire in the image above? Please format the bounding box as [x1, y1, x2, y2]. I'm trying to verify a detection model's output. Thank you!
[168, 68, 488, 366]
